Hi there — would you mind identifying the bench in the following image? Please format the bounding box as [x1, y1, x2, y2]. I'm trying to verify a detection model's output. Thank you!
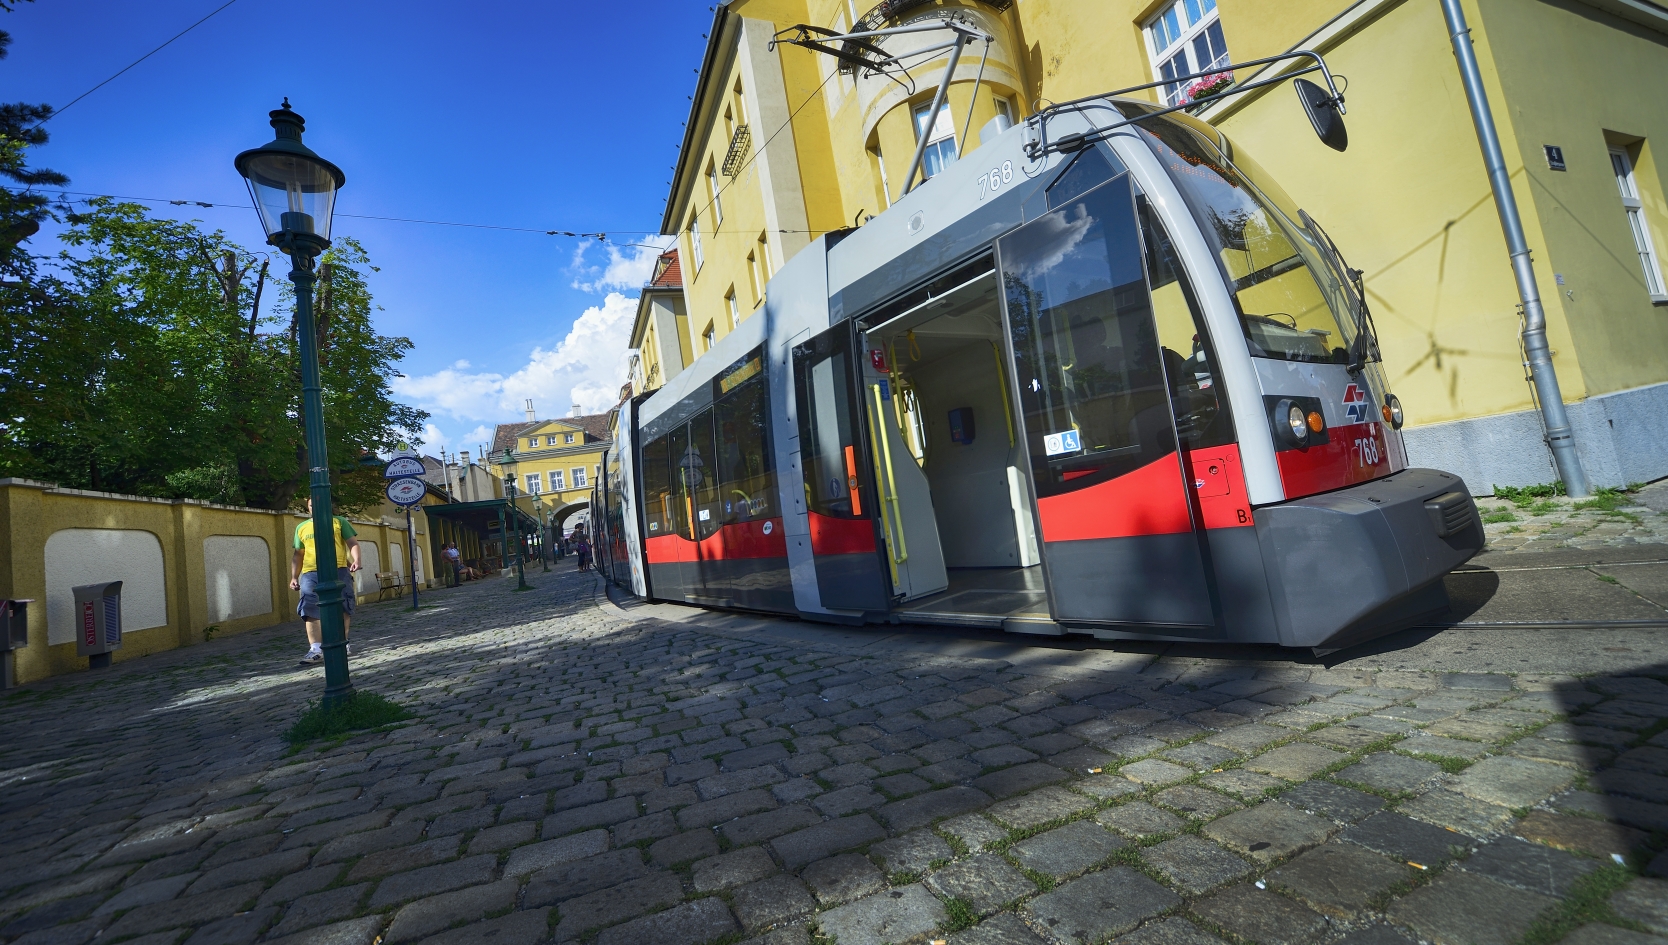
[376, 571, 405, 602]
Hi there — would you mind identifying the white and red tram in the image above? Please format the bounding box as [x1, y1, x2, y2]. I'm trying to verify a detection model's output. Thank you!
[594, 75, 1482, 653]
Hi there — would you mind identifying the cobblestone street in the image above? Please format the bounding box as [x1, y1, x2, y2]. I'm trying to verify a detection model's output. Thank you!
[3, 562, 1667, 945]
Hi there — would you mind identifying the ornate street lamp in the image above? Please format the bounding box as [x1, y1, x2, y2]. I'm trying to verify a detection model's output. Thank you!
[533, 496, 550, 572]
[500, 449, 528, 590]
[236, 100, 353, 707]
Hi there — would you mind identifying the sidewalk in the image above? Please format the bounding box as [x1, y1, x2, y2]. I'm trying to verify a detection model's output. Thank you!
[0, 565, 1664, 945]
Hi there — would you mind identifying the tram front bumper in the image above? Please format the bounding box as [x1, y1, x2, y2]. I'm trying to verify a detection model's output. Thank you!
[1255, 468, 1483, 652]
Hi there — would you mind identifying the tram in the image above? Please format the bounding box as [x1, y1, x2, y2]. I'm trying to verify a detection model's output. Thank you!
[595, 60, 1484, 653]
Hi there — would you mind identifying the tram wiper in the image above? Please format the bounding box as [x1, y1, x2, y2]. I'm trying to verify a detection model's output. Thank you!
[1299, 210, 1380, 375]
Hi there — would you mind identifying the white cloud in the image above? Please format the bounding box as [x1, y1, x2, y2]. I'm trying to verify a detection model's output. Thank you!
[394, 292, 639, 430]
[569, 237, 675, 293]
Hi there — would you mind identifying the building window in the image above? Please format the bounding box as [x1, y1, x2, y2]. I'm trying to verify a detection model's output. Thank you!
[564, 432, 575, 443]
[913, 102, 958, 179]
[551, 469, 566, 491]
[525, 473, 542, 494]
[747, 252, 762, 304]
[756, 232, 771, 281]
[545, 435, 557, 446]
[1611, 146, 1668, 302]
[707, 162, 723, 226]
[572, 467, 588, 488]
[1145, 0, 1229, 106]
[689, 213, 704, 271]
[527, 437, 538, 449]
[994, 95, 1017, 126]
[725, 287, 739, 329]
[702, 321, 716, 353]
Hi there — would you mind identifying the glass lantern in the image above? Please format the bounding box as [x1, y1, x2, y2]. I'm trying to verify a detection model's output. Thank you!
[235, 101, 345, 244]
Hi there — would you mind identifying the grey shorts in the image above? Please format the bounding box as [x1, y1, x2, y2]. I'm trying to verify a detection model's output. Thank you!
[298, 568, 356, 620]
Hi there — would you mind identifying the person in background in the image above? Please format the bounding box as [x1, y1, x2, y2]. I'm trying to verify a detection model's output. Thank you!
[575, 529, 592, 572]
[289, 498, 361, 665]
[444, 542, 462, 586]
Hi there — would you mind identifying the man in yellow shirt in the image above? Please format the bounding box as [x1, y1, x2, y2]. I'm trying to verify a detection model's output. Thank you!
[288, 498, 362, 665]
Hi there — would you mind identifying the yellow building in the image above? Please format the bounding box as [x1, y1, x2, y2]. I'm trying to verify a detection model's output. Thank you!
[488, 404, 612, 529]
[628, 249, 695, 395]
[660, 0, 1668, 490]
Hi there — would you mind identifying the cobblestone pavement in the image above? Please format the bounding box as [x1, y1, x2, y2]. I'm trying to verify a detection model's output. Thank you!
[1482, 480, 1668, 553]
[3, 568, 1668, 945]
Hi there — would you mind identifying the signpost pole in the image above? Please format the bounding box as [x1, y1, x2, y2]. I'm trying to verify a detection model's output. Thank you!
[406, 508, 420, 610]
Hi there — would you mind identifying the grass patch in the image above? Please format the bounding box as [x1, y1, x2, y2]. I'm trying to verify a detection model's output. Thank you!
[1496, 482, 1566, 506]
[284, 692, 413, 746]
[1597, 574, 1621, 585]
[1398, 751, 1474, 775]
[1574, 487, 1632, 513]
[1529, 500, 1560, 515]
[1519, 866, 1646, 945]
[940, 897, 979, 933]
[1482, 509, 1519, 524]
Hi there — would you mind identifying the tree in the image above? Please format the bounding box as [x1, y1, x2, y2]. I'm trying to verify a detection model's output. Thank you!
[0, 200, 428, 512]
[0, 0, 66, 268]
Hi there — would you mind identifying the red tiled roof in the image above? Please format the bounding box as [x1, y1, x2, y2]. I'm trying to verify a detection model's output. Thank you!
[490, 412, 614, 457]
[650, 249, 681, 288]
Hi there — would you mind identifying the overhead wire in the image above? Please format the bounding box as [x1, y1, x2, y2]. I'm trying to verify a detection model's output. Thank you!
[31, 0, 243, 129]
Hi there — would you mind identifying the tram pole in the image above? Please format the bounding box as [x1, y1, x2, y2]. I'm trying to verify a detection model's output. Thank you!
[1439, 0, 1589, 497]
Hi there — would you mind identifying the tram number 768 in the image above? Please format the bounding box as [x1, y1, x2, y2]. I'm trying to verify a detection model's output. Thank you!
[1354, 434, 1383, 468]
[977, 161, 1015, 200]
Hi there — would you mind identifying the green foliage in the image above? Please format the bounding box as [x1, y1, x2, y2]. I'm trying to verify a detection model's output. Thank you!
[1495, 482, 1566, 506]
[1574, 487, 1632, 513]
[1518, 866, 1646, 945]
[1481, 509, 1518, 524]
[0, 201, 426, 512]
[940, 898, 978, 933]
[285, 691, 414, 745]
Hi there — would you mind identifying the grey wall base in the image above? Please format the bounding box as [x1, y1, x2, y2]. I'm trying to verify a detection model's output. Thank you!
[1403, 379, 1668, 494]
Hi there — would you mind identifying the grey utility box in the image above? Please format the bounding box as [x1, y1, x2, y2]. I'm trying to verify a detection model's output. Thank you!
[72, 581, 123, 669]
[1, 598, 30, 689]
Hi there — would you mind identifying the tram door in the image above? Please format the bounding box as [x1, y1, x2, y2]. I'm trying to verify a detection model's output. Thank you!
[792, 323, 891, 612]
[996, 173, 1215, 629]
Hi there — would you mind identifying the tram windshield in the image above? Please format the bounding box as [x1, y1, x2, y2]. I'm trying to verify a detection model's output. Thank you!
[1133, 112, 1360, 366]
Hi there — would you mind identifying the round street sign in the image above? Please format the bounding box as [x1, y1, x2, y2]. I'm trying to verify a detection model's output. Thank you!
[384, 456, 425, 479]
[385, 476, 426, 507]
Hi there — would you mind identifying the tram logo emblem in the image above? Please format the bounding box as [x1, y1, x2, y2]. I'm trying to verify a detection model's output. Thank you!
[1342, 384, 1370, 424]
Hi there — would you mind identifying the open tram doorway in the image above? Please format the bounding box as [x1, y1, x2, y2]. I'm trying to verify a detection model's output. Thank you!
[857, 260, 1052, 630]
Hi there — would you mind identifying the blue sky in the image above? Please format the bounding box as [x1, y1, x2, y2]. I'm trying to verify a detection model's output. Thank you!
[8, 0, 709, 458]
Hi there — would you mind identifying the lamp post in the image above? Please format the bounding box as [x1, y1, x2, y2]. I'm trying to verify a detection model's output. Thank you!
[236, 100, 354, 708]
[501, 449, 528, 590]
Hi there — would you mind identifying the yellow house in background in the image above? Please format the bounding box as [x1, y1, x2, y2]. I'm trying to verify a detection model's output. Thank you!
[628, 249, 695, 395]
[488, 403, 612, 530]
[659, 0, 1668, 491]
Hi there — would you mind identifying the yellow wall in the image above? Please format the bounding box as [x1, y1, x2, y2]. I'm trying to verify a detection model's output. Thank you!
[666, 0, 1668, 430]
[493, 419, 608, 508]
[0, 479, 437, 686]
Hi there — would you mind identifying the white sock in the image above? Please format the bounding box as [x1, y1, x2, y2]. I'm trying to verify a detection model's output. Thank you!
[308, 643, 321, 653]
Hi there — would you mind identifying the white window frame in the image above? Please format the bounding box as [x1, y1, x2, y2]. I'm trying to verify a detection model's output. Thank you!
[689, 213, 704, 271]
[572, 467, 588, 488]
[546, 435, 558, 446]
[564, 433, 575, 444]
[527, 437, 538, 449]
[525, 473, 542, 494]
[726, 288, 739, 329]
[1143, 0, 1230, 107]
[913, 101, 959, 180]
[747, 251, 762, 304]
[707, 163, 723, 226]
[550, 469, 566, 491]
[702, 322, 716, 353]
[872, 146, 893, 207]
[1611, 146, 1668, 303]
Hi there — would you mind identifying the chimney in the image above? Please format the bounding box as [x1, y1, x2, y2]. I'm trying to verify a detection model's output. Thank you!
[524, 398, 536, 422]
[570, 404, 582, 418]
[460, 450, 470, 466]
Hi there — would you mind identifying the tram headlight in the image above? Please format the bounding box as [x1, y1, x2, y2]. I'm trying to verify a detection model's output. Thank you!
[1384, 394, 1404, 429]
[1278, 399, 1309, 446]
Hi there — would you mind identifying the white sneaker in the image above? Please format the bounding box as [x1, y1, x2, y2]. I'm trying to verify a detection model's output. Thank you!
[299, 649, 323, 665]
[345, 643, 353, 656]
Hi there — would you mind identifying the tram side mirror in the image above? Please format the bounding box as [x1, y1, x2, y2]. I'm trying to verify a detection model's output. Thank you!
[1294, 79, 1348, 152]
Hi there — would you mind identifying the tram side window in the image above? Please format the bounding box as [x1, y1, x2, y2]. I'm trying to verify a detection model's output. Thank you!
[1136, 117, 1357, 365]
[685, 409, 721, 541]
[642, 435, 672, 538]
[667, 425, 693, 539]
[717, 374, 774, 524]
[1004, 175, 1176, 498]
[1139, 199, 1234, 449]
[795, 332, 866, 519]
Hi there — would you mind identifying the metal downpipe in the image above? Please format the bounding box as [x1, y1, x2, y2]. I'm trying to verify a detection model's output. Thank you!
[1439, 0, 1589, 495]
